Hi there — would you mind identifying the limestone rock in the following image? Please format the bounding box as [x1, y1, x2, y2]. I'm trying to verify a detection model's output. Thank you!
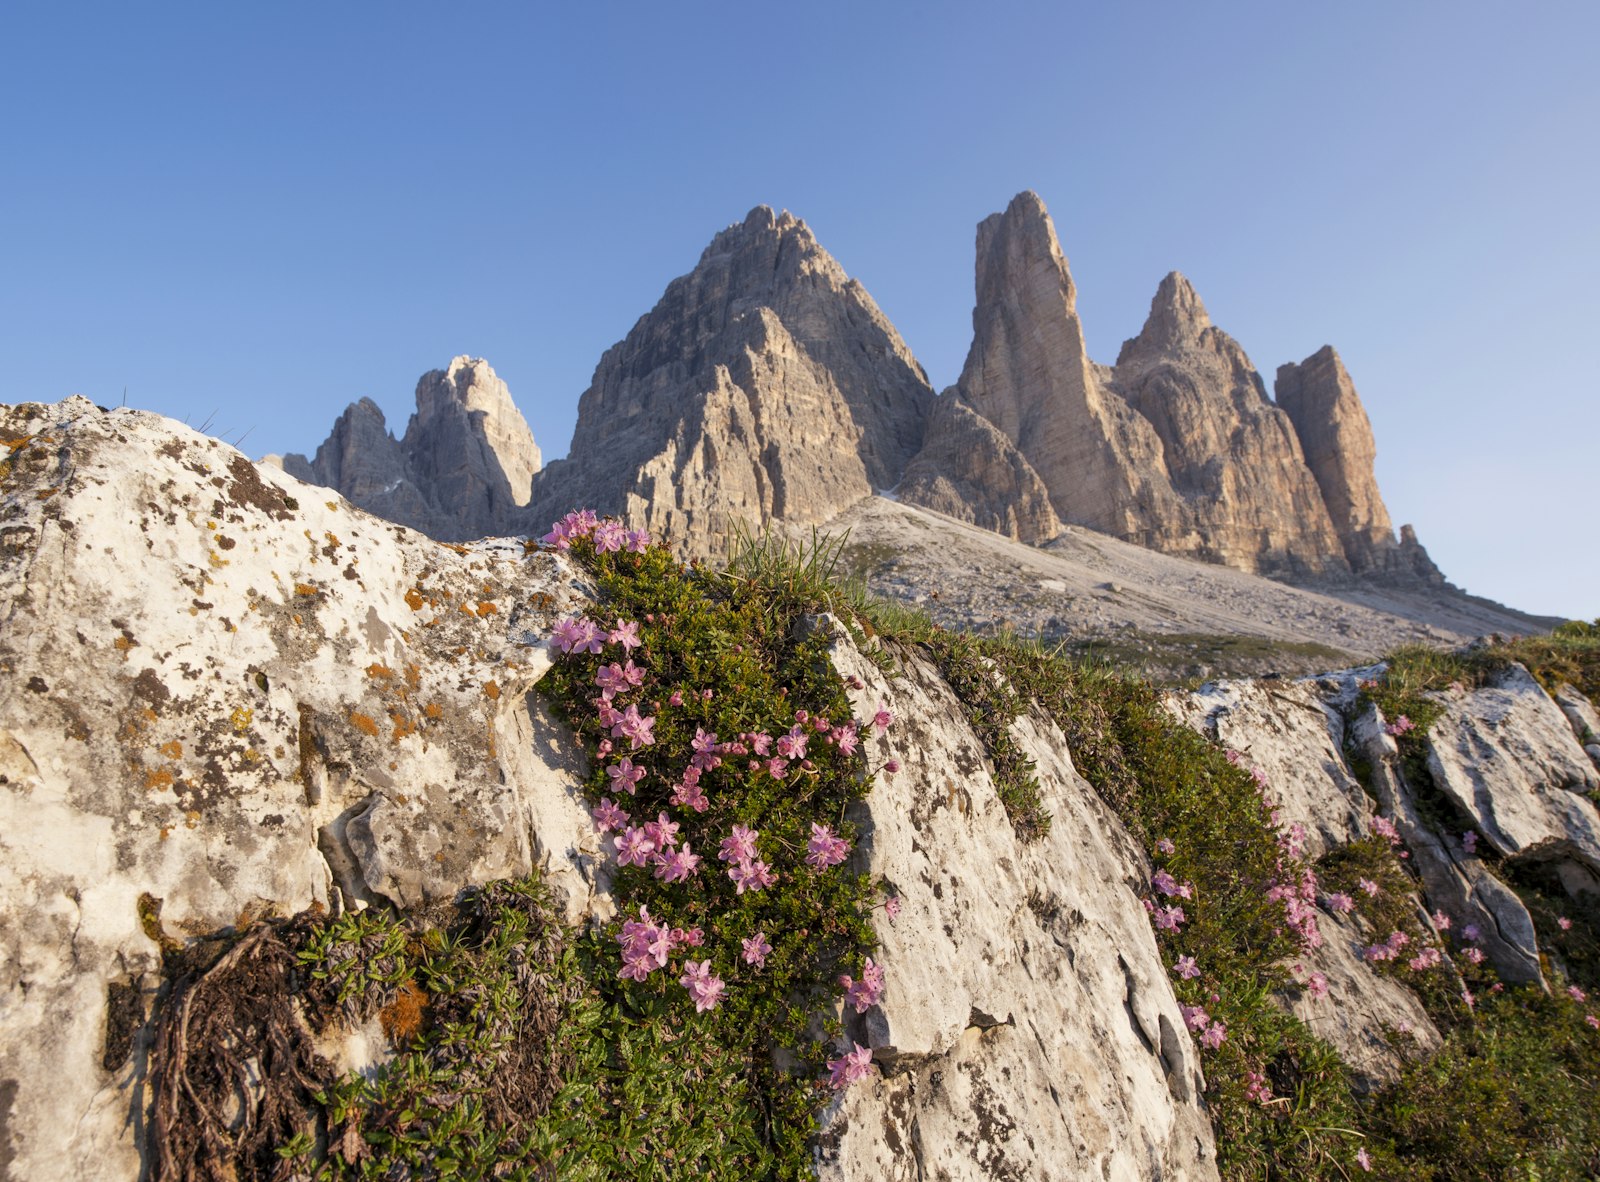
[285, 357, 541, 541]
[527, 206, 933, 554]
[1108, 274, 1349, 576]
[0, 398, 595, 1181]
[1553, 682, 1600, 751]
[816, 621, 1217, 1180]
[896, 391, 1063, 544]
[1276, 346, 1444, 584]
[1166, 679, 1370, 859]
[1280, 909, 1441, 1087]
[1424, 665, 1600, 877]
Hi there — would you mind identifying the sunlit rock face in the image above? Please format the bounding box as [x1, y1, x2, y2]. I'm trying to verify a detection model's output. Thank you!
[526, 206, 935, 555]
[1276, 346, 1444, 585]
[276, 356, 541, 541]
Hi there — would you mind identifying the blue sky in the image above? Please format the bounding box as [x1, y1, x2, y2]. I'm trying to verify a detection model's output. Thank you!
[4, 3, 1596, 618]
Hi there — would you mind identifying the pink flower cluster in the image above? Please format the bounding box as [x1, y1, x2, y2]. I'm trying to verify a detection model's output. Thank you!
[828, 1042, 874, 1089]
[717, 824, 778, 894]
[542, 509, 650, 554]
[840, 957, 886, 1013]
[1243, 1070, 1272, 1104]
[1266, 866, 1323, 951]
[1365, 930, 1411, 963]
[616, 812, 703, 883]
[618, 905, 716, 1011]
[1181, 1004, 1227, 1048]
[1384, 714, 1417, 737]
[806, 822, 852, 870]
[1370, 815, 1402, 847]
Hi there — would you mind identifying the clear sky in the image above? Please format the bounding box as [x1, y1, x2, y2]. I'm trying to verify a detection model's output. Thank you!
[4, 2, 1596, 619]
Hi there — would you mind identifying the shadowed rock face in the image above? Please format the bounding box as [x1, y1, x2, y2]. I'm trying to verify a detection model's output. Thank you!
[897, 391, 1063, 544]
[278, 357, 540, 541]
[1276, 346, 1444, 585]
[525, 206, 934, 553]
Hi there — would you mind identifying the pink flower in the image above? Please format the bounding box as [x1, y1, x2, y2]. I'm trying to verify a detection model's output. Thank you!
[1371, 815, 1400, 844]
[679, 960, 725, 1012]
[1152, 869, 1181, 897]
[611, 704, 656, 750]
[827, 1042, 874, 1090]
[1153, 905, 1186, 932]
[607, 619, 642, 652]
[1225, 749, 1244, 765]
[1586, 1014, 1599, 1030]
[654, 843, 701, 883]
[742, 932, 772, 967]
[833, 722, 860, 756]
[806, 823, 851, 870]
[669, 776, 709, 812]
[872, 702, 894, 733]
[1201, 1021, 1227, 1049]
[775, 725, 809, 760]
[840, 957, 886, 1013]
[1357, 1147, 1372, 1172]
[1174, 954, 1200, 980]
[1154, 837, 1176, 855]
[1432, 911, 1451, 931]
[1462, 830, 1479, 854]
[1243, 1070, 1271, 1104]
[615, 826, 656, 868]
[1461, 947, 1485, 966]
[1325, 892, 1355, 914]
[1558, 916, 1573, 931]
[1461, 988, 1476, 1009]
[551, 616, 604, 655]
[1385, 715, 1416, 736]
[1569, 985, 1589, 1002]
[1250, 766, 1269, 788]
[884, 894, 902, 922]
[1358, 878, 1379, 897]
[1408, 947, 1442, 972]
[883, 757, 900, 776]
[668, 690, 684, 707]
[718, 825, 759, 864]
[1462, 923, 1482, 943]
[642, 812, 679, 852]
[1180, 1004, 1209, 1033]
[1307, 971, 1329, 999]
[590, 797, 630, 833]
[728, 857, 777, 893]
[606, 758, 645, 795]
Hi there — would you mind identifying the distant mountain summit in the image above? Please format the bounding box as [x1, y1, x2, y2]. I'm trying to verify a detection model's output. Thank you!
[279, 193, 1444, 590]
[268, 356, 539, 541]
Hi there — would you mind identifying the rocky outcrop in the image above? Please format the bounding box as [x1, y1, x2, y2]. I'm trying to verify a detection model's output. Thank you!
[527, 207, 933, 553]
[277, 356, 540, 541]
[1275, 346, 1444, 584]
[895, 392, 1063, 543]
[1108, 273, 1349, 576]
[0, 398, 1211, 1180]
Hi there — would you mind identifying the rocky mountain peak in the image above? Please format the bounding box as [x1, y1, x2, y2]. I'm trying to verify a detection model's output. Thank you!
[1118, 271, 1212, 360]
[527, 205, 933, 551]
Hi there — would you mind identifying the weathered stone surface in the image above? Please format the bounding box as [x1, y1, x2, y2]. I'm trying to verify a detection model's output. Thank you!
[1553, 682, 1600, 752]
[817, 621, 1217, 1180]
[1281, 908, 1441, 1087]
[1424, 665, 1600, 874]
[1108, 274, 1348, 576]
[527, 207, 933, 554]
[0, 398, 594, 1181]
[896, 390, 1063, 544]
[1167, 678, 1370, 859]
[280, 356, 541, 541]
[1276, 347, 1444, 584]
[1347, 704, 1544, 984]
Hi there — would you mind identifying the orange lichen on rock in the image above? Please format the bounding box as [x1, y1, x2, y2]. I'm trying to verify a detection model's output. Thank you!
[158, 740, 183, 759]
[404, 587, 425, 611]
[389, 711, 415, 742]
[293, 583, 318, 597]
[366, 663, 394, 680]
[379, 980, 430, 1044]
[476, 601, 498, 616]
[483, 680, 501, 701]
[144, 768, 175, 791]
[349, 711, 379, 737]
